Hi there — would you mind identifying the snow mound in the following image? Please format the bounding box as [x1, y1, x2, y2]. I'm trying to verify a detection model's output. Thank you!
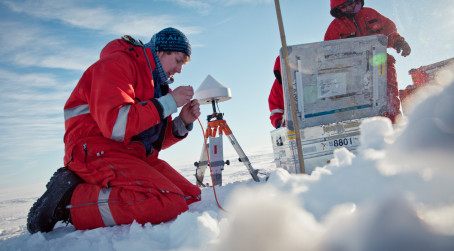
[1, 81, 454, 250]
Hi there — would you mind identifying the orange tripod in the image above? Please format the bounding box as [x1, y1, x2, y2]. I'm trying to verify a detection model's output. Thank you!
[194, 101, 260, 187]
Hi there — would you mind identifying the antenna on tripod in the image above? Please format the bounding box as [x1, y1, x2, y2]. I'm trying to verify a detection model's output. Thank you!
[194, 74, 232, 104]
[193, 75, 260, 187]
[194, 74, 231, 121]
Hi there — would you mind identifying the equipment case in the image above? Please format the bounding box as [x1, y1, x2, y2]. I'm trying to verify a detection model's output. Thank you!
[272, 35, 388, 174]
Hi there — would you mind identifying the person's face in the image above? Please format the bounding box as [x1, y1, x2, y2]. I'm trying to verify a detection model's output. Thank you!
[338, 0, 356, 13]
[157, 51, 188, 78]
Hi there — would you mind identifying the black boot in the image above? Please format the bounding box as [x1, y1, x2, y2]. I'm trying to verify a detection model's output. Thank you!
[27, 167, 83, 234]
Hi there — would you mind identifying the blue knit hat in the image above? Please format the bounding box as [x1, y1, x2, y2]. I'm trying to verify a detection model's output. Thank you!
[149, 27, 191, 57]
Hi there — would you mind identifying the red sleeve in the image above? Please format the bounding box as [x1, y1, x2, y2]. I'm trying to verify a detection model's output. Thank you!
[268, 79, 284, 128]
[88, 54, 163, 144]
[161, 117, 186, 150]
[359, 8, 405, 48]
[375, 10, 404, 48]
[324, 20, 343, 41]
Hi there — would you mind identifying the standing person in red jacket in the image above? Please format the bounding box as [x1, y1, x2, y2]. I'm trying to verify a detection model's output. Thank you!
[27, 27, 202, 233]
[268, 56, 285, 128]
[325, 0, 411, 123]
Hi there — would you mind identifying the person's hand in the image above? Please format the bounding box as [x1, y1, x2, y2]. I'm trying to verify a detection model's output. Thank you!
[276, 121, 281, 129]
[170, 86, 194, 107]
[395, 39, 411, 57]
[179, 99, 201, 126]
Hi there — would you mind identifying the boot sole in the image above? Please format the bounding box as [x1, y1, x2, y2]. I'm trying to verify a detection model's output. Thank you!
[27, 167, 83, 234]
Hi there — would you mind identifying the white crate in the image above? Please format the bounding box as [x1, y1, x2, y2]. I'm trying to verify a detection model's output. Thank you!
[280, 35, 388, 130]
[270, 119, 362, 174]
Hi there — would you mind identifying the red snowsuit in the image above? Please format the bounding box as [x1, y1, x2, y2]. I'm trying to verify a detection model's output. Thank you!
[63, 38, 201, 230]
[268, 56, 285, 128]
[325, 2, 404, 122]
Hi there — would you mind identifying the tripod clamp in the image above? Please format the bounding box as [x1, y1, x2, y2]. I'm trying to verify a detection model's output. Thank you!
[206, 100, 224, 121]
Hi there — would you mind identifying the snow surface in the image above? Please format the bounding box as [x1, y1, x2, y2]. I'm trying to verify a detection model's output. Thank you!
[1, 78, 454, 250]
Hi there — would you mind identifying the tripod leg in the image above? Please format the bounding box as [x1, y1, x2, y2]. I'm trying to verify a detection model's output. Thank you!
[225, 133, 260, 182]
[194, 143, 209, 187]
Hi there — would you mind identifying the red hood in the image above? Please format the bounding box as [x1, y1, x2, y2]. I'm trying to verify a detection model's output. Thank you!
[100, 38, 154, 69]
[330, 0, 364, 18]
[331, 0, 346, 9]
[330, 0, 364, 10]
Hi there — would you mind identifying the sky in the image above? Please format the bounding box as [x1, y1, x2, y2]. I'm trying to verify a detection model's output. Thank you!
[0, 79, 453, 249]
[1, 0, 454, 189]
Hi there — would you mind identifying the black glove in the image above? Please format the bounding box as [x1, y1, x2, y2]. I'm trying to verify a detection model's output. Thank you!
[394, 39, 411, 57]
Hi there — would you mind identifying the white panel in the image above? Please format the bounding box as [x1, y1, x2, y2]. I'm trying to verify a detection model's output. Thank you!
[280, 35, 388, 130]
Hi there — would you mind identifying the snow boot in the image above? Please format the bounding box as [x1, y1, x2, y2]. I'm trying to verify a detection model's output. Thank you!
[27, 167, 83, 234]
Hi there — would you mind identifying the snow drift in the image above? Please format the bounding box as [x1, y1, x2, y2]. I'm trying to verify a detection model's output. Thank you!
[1, 79, 454, 250]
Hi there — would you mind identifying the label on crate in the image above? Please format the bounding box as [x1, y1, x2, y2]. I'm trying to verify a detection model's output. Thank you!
[325, 136, 359, 150]
[317, 72, 347, 98]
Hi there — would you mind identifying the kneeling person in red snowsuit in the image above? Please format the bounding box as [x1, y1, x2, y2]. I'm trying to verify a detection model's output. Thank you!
[325, 0, 411, 123]
[27, 28, 202, 233]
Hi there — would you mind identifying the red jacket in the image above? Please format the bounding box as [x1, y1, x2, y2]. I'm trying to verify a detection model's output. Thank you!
[63, 38, 183, 164]
[268, 56, 285, 128]
[325, 6, 403, 122]
[325, 7, 404, 60]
